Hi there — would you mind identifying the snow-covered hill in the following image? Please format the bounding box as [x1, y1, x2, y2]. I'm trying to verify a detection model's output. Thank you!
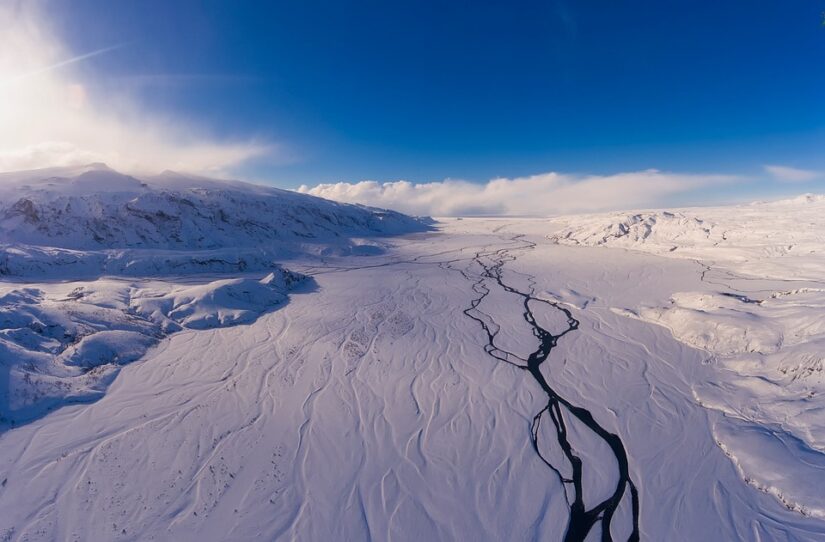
[0, 163, 429, 277]
[0, 270, 305, 425]
[549, 196, 825, 520]
[0, 164, 429, 426]
[548, 195, 825, 281]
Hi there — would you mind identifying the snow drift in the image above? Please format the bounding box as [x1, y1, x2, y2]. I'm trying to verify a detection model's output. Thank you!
[0, 269, 308, 426]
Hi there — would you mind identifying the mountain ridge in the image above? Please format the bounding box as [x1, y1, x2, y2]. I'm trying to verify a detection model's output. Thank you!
[0, 164, 430, 252]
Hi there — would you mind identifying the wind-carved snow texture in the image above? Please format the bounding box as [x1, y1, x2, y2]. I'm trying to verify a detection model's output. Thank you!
[0, 270, 306, 426]
[551, 195, 825, 521]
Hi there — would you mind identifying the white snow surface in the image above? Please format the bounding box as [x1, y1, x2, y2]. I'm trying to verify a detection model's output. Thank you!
[0, 164, 428, 425]
[0, 271, 306, 425]
[1, 192, 825, 540]
[551, 196, 825, 521]
[549, 194, 825, 281]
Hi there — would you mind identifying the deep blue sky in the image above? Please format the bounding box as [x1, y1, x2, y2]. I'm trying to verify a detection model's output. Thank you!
[48, 0, 824, 190]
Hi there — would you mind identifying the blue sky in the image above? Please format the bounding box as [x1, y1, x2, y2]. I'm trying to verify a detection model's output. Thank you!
[1, 0, 824, 213]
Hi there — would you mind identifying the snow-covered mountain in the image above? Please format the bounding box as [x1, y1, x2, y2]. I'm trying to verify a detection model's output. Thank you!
[0, 163, 429, 277]
[0, 163, 427, 250]
[0, 164, 430, 427]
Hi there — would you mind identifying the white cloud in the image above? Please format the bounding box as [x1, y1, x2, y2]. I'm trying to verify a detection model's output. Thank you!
[0, 142, 102, 171]
[764, 165, 820, 183]
[298, 170, 738, 217]
[0, 3, 270, 174]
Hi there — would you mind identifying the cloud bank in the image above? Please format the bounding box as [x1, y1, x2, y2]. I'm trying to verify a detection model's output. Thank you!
[764, 165, 821, 183]
[298, 170, 738, 217]
[0, 3, 269, 174]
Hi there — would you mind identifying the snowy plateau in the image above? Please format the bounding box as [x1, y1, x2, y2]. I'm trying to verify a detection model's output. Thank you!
[0, 165, 824, 541]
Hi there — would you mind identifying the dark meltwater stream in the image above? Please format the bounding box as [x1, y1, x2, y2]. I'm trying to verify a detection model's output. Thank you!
[455, 237, 640, 541]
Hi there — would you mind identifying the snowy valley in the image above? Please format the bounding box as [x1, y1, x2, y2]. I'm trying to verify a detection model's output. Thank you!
[1, 167, 824, 541]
